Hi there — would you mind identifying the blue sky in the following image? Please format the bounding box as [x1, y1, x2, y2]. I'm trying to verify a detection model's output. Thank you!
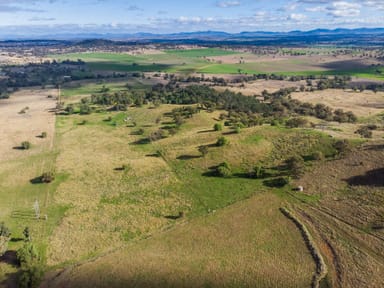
[0, 0, 383, 35]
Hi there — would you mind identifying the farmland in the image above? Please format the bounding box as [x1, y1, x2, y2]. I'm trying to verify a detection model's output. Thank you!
[50, 47, 384, 80]
[0, 43, 384, 288]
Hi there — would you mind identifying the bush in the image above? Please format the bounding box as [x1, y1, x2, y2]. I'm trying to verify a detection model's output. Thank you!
[41, 172, 55, 183]
[79, 103, 92, 115]
[41, 132, 47, 138]
[333, 140, 351, 157]
[216, 162, 232, 178]
[21, 141, 31, 150]
[355, 126, 373, 138]
[286, 117, 308, 128]
[216, 136, 229, 147]
[17, 242, 44, 288]
[0, 222, 11, 256]
[254, 164, 266, 179]
[213, 123, 223, 131]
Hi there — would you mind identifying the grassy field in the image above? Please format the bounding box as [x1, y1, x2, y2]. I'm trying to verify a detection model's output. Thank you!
[0, 90, 67, 285]
[51, 49, 384, 79]
[2, 66, 383, 287]
[44, 193, 315, 288]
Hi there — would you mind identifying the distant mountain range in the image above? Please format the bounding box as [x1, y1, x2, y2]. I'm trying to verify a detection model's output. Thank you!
[0, 28, 384, 45]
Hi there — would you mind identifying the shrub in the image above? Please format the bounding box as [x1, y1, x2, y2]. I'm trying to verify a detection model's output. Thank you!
[17, 242, 44, 288]
[216, 136, 229, 147]
[254, 164, 266, 179]
[21, 141, 31, 150]
[65, 104, 75, 114]
[149, 129, 165, 142]
[41, 132, 47, 138]
[213, 123, 223, 131]
[355, 126, 373, 138]
[216, 162, 232, 178]
[41, 172, 55, 183]
[0, 222, 11, 256]
[79, 103, 92, 115]
[333, 139, 351, 157]
[286, 117, 308, 128]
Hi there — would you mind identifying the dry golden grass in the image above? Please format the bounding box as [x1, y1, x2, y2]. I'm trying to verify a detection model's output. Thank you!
[293, 141, 384, 287]
[44, 193, 315, 288]
[48, 110, 189, 265]
[291, 89, 384, 117]
[214, 79, 306, 96]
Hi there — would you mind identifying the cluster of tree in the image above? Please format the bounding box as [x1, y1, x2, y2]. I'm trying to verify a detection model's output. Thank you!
[17, 228, 44, 288]
[316, 76, 352, 90]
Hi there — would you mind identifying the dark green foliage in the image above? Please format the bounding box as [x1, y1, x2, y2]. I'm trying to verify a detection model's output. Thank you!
[17, 242, 44, 288]
[213, 123, 223, 131]
[23, 227, 31, 242]
[0, 222, 11, 256]
[286, 117, 308, 128]
[79, 103, 92, 115]
[216, 136, 229, 147]
[216, 162, 232, 178]
[21, 141, 31, 150]
[65, 104, 75, 114]
[254, 164, 266, 179]
[263, 177, 290, 188]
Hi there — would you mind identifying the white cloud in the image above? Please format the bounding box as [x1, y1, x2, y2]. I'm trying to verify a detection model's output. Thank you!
[305, 6, 326, 12]
[327, 1, 361, 17]
[288, 13, 307, 21]
[216, 1, 241, 8]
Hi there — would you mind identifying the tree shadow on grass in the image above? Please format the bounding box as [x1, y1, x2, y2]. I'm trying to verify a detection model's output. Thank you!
[197, 129, 214, 134]
[345, 168, 384, 187]
[177, 155, 201, 160]
[30, 176, 43, 184]
[130, 138, 150, 145]
[12, 146, 25, 150]
[0, 251, 19, 267]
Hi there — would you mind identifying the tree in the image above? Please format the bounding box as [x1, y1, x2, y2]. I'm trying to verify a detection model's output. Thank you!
[216, 162, 232, 178]
[21, 141, 31, 150]
[333, 140, 351, 157]
[216, 136, 229, 147]
[213, 123, 223, 131]
[0, 222, 11, 256]
[198, 146, 208, 158]
[23, 227, 31, 242]
[286, 155, 305, 179]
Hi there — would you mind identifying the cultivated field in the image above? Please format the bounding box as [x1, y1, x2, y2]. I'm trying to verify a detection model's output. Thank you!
[51, 47, 384, 79]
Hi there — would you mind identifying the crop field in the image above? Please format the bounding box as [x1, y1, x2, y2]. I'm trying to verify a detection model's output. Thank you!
[51, 48, 384, 79]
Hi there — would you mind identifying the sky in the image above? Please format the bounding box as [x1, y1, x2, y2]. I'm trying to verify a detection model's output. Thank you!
[0, 0, 383, 36]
